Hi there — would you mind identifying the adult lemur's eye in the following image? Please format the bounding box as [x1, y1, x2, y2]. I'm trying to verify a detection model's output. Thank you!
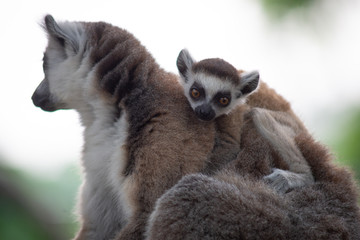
[219, 97, 230, 106]
[191, 88, 200, 98]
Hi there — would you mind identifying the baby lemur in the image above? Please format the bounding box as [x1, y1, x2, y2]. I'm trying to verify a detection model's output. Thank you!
[177, 49, 314, 193]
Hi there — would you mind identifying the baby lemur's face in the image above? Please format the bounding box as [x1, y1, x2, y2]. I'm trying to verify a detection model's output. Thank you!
[177, 49, 260, 121]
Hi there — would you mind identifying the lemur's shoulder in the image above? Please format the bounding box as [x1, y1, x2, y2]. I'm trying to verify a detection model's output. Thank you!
[246, 81, 291, 112]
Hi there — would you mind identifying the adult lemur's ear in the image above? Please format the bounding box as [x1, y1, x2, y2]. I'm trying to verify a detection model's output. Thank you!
[176, 49, 195, 82]
[44, 14, 79, 54]
[237, 71, 260, 97]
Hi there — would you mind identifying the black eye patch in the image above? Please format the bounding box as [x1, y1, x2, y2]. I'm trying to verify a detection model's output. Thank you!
[189, 82, 205, 101]
[213, 92, 231, 107]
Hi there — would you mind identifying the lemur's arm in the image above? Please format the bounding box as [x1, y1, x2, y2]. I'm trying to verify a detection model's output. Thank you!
[251, 108, 314, 193]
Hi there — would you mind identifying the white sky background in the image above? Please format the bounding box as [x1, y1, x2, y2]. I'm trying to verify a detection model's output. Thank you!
[0, 0, 359, 178]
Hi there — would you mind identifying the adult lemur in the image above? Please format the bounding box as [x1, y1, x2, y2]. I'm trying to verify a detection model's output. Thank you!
[33, 15, 216, 240]
[176, 49, 314, 193]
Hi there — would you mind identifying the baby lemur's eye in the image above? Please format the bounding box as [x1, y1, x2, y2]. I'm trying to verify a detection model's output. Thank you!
[219, 97, 230, 106]
[191, 88, 201, 99]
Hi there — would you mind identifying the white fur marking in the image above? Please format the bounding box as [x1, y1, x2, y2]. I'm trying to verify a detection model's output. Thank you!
[183, 72, 247, 117]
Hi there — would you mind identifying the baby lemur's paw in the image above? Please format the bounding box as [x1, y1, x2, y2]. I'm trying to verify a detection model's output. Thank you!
[264, 168, 313, 194]
[264, 169, 291, 194]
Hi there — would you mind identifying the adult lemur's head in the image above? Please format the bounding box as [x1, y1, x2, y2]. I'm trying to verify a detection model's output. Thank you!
[32, 15, 150, 116]
[32, 15, 90, 112]
[177, 49, 260, 121]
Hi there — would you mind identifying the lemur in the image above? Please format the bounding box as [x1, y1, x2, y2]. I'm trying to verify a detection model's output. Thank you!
[176, 49, 314, 193]
[33, 15, 216, 240]
[177, 49, 259, 122]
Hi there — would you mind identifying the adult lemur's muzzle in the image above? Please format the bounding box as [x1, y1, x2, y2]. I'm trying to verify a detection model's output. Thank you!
[32, 79, 59, 112]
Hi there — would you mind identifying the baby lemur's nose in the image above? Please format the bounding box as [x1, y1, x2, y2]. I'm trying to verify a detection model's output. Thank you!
[195, 104, 216, 121]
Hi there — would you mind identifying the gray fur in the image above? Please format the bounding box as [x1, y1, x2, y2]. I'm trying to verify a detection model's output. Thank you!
[147, 173, 290, 240]
[146, 132, 360, 239]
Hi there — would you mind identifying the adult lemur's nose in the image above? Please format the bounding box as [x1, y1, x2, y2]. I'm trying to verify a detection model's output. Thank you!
[32, 79, 58, 112]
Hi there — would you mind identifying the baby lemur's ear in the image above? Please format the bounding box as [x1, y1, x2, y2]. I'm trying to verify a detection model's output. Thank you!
[177, 49, 195, 82]
[238, 70, 260, 97]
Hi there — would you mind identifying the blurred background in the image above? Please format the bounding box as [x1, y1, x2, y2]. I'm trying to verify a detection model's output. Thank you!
[0, 0, 359, 239]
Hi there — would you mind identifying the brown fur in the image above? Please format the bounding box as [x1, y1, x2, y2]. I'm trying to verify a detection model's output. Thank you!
[146, 59, 359, 239]
[114, 73, 217, 240]
[176, 51, 310, 188]
[112, 50, 308, 239]
[201, 78, 313, 193]
[229, 108, 312, 182]
[86, 25, 218, 240]
[146, 123, 360, 240]
[202, 81, 293, 174]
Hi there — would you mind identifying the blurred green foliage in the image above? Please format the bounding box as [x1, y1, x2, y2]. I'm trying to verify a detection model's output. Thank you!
[0, 164, 80, 240]
[330, 108, 360, 183]
[259, 0, 317, 19]
[0, 178, 52, 240]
